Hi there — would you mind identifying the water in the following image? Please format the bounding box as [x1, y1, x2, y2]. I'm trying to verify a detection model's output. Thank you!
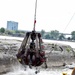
[1, 59, 73, 75]
[3, 68, 72, 75]
[3, 65, 72, 75]
[0, 35, 75, 48]
[4, 70, 62, 75]
[43, 39, 75, 49]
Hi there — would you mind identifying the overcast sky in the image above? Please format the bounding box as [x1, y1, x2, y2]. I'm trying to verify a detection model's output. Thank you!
[0, 0, 75, 33]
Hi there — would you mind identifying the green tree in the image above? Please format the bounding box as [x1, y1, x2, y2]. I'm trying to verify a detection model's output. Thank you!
[71, 31, 75, 40]
[15, 30, 25, 34]
[67, 37, 71, 40]
[59, 33, 65, 40]
[44, 33, 50, 39]
[50, 30, 59, 40]
[5, 30, 14, 35]
[15, 30, 20, 33]
[40, 30, 45, 38]
[0, 27, 5, 33]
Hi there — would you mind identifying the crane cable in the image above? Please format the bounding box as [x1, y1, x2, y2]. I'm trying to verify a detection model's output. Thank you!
[63, 13, 75, 32]
[33, 0, 37, 31]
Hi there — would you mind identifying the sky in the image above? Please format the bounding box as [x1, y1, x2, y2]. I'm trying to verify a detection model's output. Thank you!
[0, 0, 75, 33]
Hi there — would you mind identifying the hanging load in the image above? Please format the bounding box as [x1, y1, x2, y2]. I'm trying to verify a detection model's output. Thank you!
[16, 0, 47, 70]
[16, 30, 47, 68]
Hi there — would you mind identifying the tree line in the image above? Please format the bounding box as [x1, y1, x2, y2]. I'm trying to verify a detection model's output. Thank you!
[40, 30, 75, 41]
[0, 27, 25, 37]
[0, 27, 75, 41]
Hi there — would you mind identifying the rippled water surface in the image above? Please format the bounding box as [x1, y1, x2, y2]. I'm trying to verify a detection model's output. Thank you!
[3, 65, 72, 75]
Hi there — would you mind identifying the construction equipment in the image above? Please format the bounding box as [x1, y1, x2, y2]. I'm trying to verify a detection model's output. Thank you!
[16, 30, 47, 69]
[16, 0, 47, 72]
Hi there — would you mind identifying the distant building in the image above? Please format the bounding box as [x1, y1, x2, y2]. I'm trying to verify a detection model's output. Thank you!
[7, 21, 18, 30]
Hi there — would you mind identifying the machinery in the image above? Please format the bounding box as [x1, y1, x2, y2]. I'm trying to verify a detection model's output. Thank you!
[16, 0, 47, 72]
[16, 30, 47, 69]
